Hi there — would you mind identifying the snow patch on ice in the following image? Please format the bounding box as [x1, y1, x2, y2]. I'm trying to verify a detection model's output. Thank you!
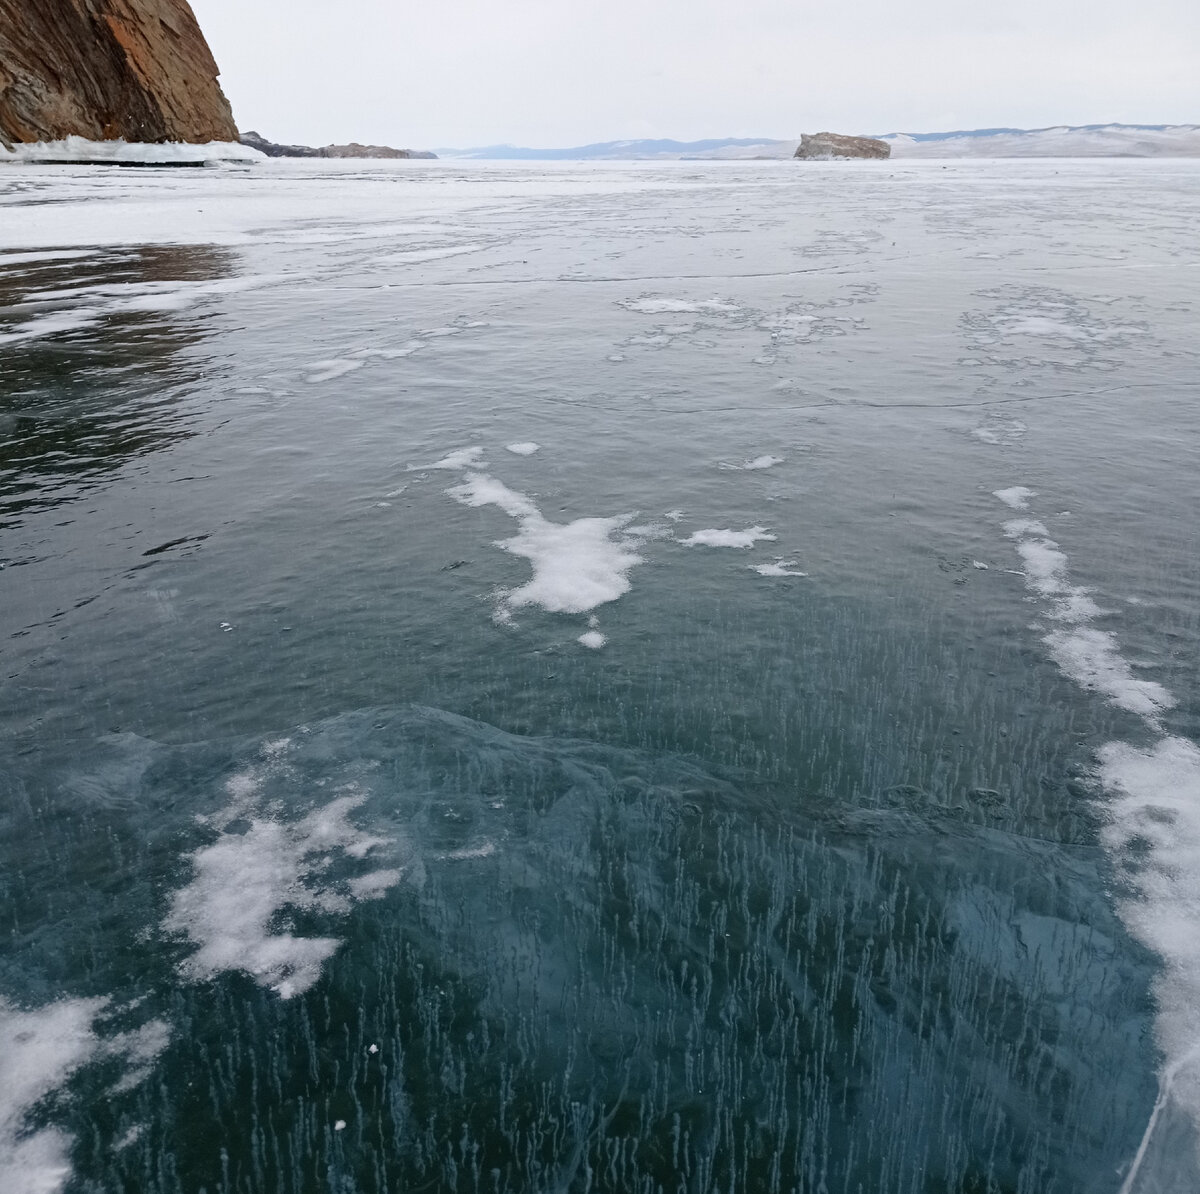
[449, 472, 643, 616]
[0, 997, 168, 1194]
[997, 489, 1200, 1180]
[419, 446, 486, 472]
[578, 630, 607, 649]
[722, 455, 783, 471]
[682, 527, 777, 549]
[1001, 516, 1171, 720]
[750, 561, 807, 577]
[505, 442, 540, 456]
[994, 486, 1035, 510]
[166, 767, 402, 998]
[1100, 737, 1200, 1190]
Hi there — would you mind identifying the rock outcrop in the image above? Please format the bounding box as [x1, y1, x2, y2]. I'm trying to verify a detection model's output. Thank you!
[0, 0, 236, 148]
[240, 131, 437, 160]
[794, 132, 890, 160]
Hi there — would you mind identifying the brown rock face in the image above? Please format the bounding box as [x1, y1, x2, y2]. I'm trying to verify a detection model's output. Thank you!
[794, 132, 891, 160]
[0, 0, 237, 147]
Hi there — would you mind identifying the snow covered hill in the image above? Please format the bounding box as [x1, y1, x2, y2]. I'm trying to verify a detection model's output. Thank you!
[883, 124, 1200, 158]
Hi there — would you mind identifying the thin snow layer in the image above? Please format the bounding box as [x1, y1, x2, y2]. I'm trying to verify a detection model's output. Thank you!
[742, 455, 783, 470]
[0, 997, 168, 1194]
[449, 473, 643, 616]
[682, 526, 777, 549]
[0, 137, 263, 164]
[997, 490, 1200, 1182]
[1002, 517, 1172, 720]
[578, 630, 607, 649]
[166, 757, 401, 998]
[505, 442, 540, 456]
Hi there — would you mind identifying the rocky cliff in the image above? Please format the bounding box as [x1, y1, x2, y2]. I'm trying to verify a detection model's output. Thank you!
[240, 131, 437, 161]
[794, 132, 890, 160]
[0, 0, 237, 147]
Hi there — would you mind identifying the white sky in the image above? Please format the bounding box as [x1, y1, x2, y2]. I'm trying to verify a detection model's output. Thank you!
[190, 0, 1200, 148]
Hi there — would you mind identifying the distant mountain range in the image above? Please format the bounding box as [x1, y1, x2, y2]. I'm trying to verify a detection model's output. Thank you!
[435, 125, 1200, 161]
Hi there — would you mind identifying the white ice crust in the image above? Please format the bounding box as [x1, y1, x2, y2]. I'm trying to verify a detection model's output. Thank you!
[0, 138, 263, 165]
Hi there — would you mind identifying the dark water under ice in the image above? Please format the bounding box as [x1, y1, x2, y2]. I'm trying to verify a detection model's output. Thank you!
[2, 159, 1199, 1192]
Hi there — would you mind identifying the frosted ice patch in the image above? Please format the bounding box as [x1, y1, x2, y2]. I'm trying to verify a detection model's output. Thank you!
[682, 527, 777, 549]
[165, 793, 400, 998]
[505, 442, 540, 456]
[443, 842, 498, 861]
[348, 869, 405, 899]
[578, 630, 607, 649]
[720, 455, 783, 471]
[0, 997, 168, 1194]
[306, 359, 364, 384]
[994, 486, 1036, 510]
[448, 473, 643, 618]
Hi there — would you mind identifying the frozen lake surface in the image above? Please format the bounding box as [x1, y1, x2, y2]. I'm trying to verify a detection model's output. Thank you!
[2, 158, 1199, 1192]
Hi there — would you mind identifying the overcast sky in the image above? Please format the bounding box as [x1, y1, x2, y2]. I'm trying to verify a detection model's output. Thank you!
[190, 0, 1200, 149]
